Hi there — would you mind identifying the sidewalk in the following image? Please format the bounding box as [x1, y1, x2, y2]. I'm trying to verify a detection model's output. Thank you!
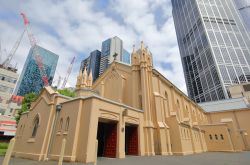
[1, 152, 250, 165]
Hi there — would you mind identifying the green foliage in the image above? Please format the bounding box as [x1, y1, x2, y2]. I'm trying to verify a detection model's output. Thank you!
[15, 92, 37, 123]
[57, 89, 76, 97]
[0, 143, 8, 156]
[0, 143, 8, 149]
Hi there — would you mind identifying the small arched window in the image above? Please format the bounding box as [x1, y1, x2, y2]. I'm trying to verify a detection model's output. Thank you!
[32, 116, 39, 138]
[220, 134, 224, 140]
[209, 134, 212, 140]
[59, 118, 63, 131]
[65, 117, 70, 131]
[177, 100, 180, 108]
[215, 134, 218, 140]
[165, 91, 168, 99]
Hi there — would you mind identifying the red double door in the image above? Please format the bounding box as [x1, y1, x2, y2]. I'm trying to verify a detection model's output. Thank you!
[103, 123, 117, 158]
[125, 126, 138, 155]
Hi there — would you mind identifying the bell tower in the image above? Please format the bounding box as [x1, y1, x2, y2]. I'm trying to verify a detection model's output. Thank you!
[131, 41, 155, 156]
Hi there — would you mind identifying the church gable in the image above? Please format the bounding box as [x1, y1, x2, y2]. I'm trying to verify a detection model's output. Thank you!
[103, 66, 126, 103]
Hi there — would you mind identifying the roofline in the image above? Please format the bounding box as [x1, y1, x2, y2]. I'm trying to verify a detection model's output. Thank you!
[206, 107, 250, 113]
[60, 94, 144, 113]
[152, 69, 206, 112]
[92, 61, 131, 88]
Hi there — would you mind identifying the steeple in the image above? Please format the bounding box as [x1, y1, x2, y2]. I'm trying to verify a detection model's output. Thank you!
[131, 41, 153, 68]
[87, 69, 93, 88]
[140, 41, 144, 50]
[75, 67, 96, 97]
[76, 70, 83, 89]
[81, 67, 88, 88]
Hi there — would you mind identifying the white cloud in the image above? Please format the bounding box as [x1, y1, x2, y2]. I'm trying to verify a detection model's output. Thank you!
[0, 0, 187, 93]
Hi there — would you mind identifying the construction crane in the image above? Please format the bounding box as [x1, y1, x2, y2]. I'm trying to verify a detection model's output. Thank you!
[20, 12, 49, 86]
[61, 56, 75, 88]
[2, 30, 25, 68]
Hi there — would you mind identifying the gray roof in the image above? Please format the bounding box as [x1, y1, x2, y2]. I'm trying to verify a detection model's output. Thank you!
[199, 97, 250, 112]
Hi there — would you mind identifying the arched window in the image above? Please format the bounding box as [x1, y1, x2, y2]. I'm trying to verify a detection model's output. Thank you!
[65, 117, 70, 131]
[209, 134, 212, 140]
[220, 134, 224, 140]
[32, 116, 39, 138]
[59, 118, 63, 131]
[165, 91, 168, 99]
[215, 134, 218, 140]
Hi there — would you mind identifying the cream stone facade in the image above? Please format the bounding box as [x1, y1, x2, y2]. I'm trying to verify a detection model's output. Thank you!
[12, 43, 250, 163]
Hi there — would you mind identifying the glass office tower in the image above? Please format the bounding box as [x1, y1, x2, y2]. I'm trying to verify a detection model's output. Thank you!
[172, 0, 250, 103]
[80, 50, 101, 82]
[15, 45, 58, 96]
[99, 36, 131, 76]
[234, 0, 250, 31]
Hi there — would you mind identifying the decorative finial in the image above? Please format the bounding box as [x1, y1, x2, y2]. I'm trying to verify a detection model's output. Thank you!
[113, 53, 118, 61]
[132, 44, 135, 53]
[141, 41, 144, 49]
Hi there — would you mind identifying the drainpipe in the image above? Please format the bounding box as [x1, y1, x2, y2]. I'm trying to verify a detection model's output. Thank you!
[227, 128, 235, 151]
[46, 104, 62, 159]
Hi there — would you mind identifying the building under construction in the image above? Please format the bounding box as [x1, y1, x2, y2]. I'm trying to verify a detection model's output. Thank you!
[14, 45, 58, 96]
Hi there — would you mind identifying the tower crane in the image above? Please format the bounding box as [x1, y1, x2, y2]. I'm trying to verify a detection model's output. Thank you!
[2, 30, 25, 68]
[20, 12, 49, 86]
[61, 56, 75, 88]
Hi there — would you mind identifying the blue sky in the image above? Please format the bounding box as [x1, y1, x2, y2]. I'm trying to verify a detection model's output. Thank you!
[0, 0, 186, 92]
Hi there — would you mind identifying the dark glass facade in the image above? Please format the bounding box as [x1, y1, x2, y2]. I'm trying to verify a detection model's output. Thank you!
[172, 0, 250, 103]
[99, 38, 112, 75]
[80, 50, 101, 82]
[15, 45, 58, 96]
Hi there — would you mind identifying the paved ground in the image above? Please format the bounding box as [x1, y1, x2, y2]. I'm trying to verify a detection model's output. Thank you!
[0, 152, 250, 165]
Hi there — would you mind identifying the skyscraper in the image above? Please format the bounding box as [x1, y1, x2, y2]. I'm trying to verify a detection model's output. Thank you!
[172, 0, 250, 103]
[234, 0, 250, 31]
[80, 50, 101, 82]
[15, 45, 58, 96]
[99, 36, 130, 75]
[122, 49, 131, 64]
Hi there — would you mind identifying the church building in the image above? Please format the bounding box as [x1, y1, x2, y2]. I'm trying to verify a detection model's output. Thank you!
[13, 42, 250, 163]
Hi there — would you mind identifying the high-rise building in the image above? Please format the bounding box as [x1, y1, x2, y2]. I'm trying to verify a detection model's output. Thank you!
[0, 66, 19, 115]
[15, 45, 58, 96]
[234, 0, 250, 31]
[80, 50, 101, 82]
[122, 49, 131, 64]
[99, 36, 130, 75]
[172, 0, 250, 103]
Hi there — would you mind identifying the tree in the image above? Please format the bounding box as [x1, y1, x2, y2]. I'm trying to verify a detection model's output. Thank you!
[15, 92, 37, 123]
[57, 89, 76, 97]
